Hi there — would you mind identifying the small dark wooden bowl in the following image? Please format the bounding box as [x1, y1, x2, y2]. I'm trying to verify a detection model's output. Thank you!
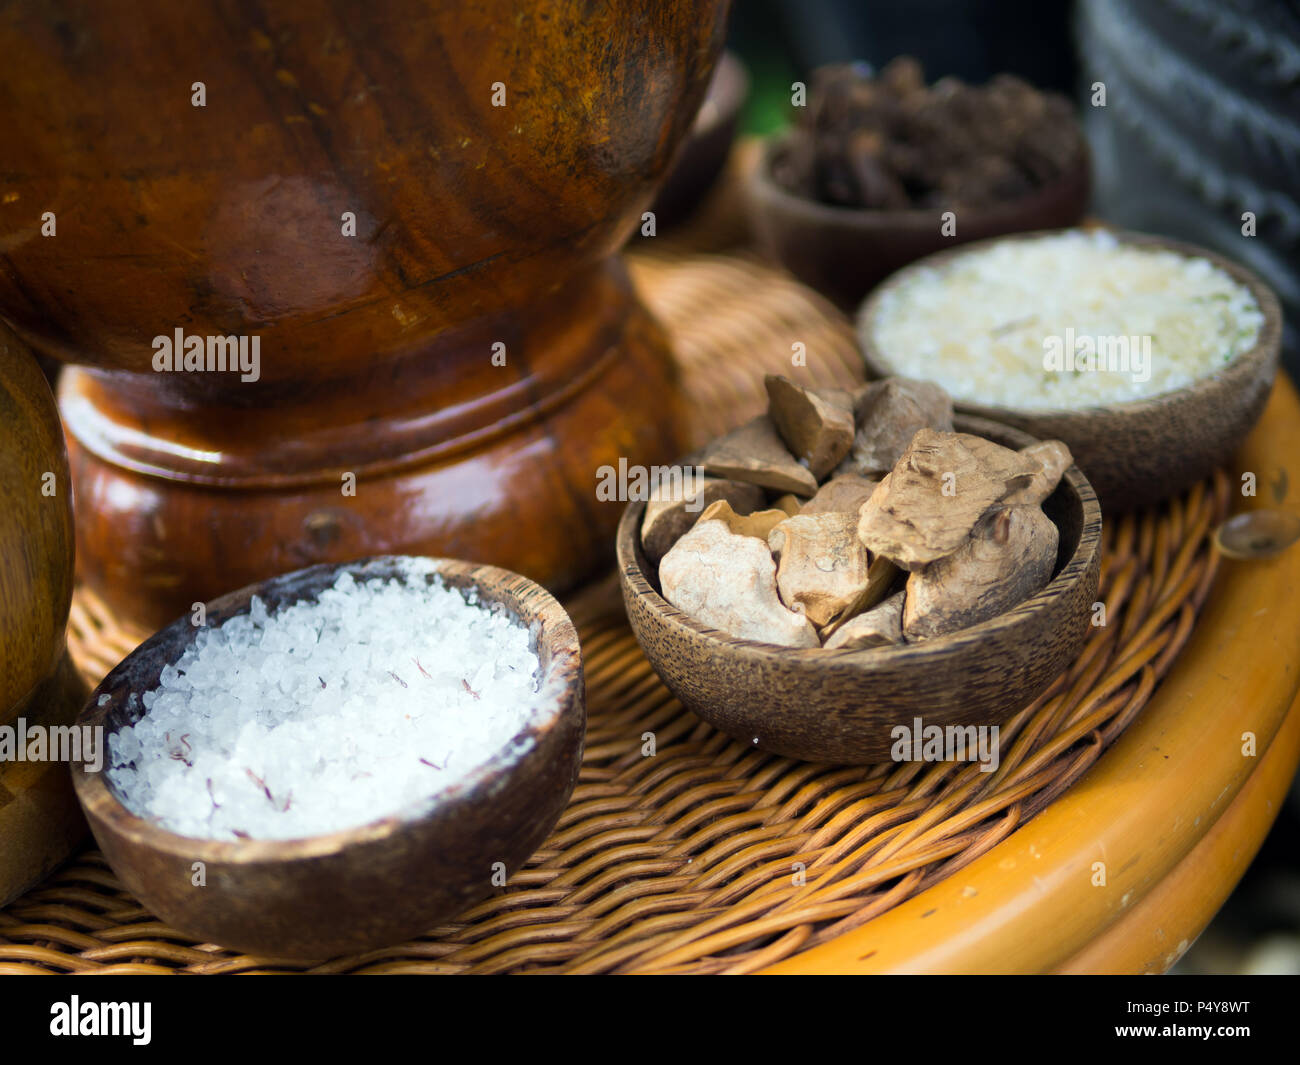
[617, 417, 1101, 763]
[71, 556, 584, 961]
[746, 133, 1091, 309]
[0, 320, 88, 905]
[856, 230, 1284, 511]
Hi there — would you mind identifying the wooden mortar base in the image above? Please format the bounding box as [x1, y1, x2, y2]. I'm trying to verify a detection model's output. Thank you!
[59, 258, 684, 633]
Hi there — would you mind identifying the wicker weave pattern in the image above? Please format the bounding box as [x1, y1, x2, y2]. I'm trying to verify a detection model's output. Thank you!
[0, 249, 1227, 974]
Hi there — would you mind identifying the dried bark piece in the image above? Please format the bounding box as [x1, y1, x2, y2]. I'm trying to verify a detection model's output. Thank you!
[640, 477, 766, 565]
[838, 378, 954, 478]
[764, 375, 855, 480]
[771, 61, 1081, 210]
[800, 474, 879, 516]
[1004, 440, 1073, 507]
[697, 499, 790, 541]
[857, 429, 1039, 570]
[823, 592, 904, 649]
[767, 513, 870, 628]
[820, 554, 900, 637]
[879, 55, 925, 97]
[700, 415, 819, 496]
[659, 520, 819, 648]
[903, 504, 1058, 639]
[771, 494, 803, 517]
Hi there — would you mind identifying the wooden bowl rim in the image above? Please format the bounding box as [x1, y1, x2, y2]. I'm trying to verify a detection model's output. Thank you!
[854, 227, 1284, 420]
[746, 131, 1091, 236]
[693, 50, 749, 137]
[71, 555, 583, 865]
[616, 414, 1103, 667]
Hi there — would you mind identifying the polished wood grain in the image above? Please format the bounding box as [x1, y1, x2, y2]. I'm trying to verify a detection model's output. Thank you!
[616, 416, 1103, 763]
[764, 376, 1300, 973]
[0, 1, 727, 379]
[72, 556, 585, 961]
[0, 0, 728, 631]
[0, 652, 89, 907]
[856, 230, 1283, 510]
[1054, 690, 1300, 974]
[0, 321, 75, 719]
[0, 322, 88, 905]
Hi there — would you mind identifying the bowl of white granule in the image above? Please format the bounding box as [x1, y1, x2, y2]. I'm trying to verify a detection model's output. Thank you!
[858, 228, 1282, 509]
[71, 556, 584, 960]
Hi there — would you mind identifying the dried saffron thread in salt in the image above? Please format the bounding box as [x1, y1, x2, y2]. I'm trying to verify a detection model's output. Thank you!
[105, 563, 546, 841]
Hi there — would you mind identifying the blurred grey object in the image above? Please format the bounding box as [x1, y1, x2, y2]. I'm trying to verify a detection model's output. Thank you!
[1076, 0, 1300, 379]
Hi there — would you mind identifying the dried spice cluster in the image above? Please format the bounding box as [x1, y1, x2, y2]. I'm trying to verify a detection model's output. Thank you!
[643, 376, 1072, 649]
[772, 57, 1083, 210]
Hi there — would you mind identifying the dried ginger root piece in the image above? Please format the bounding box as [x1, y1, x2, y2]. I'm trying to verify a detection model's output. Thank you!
[764, 375, 855, 480]
[697, 499, 790, 541]
[767, 513, 870, 628]
[1004, 440, 1073, 506]
[771, 493, 803, 517]
[838, 377, 954, 478]
[819, 553, 899, 637]
[659, 519, 819, 647]
[823, 591, 904, 649]
[903, 504, 1058, 639]
[640, 477, 766, 564]
[800, 474, 878, 516]
[700, 415, 818, 496]
[857, 428, 1039, 570]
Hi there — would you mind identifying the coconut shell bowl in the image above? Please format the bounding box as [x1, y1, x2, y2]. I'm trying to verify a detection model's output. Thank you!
[71, 556, 584, 960]
[616, 417, 1103, 764]
[746, 135, 1091, 311]
[856, 230, 1283, 510]
[0, 0, 729, 633]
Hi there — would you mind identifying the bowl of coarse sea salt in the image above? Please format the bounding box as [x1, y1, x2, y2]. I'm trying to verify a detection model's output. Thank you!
[71, 556, 584, 961]
[857, 228, 1282, 509]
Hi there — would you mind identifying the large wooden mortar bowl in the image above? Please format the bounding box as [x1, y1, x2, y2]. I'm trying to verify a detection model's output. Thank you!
[0, 0, 729, 631]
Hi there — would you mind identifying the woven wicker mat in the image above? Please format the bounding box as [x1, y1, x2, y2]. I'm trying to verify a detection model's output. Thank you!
[0, 247, 1229, 975]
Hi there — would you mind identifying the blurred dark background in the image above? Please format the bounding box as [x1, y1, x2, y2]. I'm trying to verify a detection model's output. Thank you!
[726, 0, 1300, 976]
[730, 0, 1300, 385]
[733, 0, 1078, 126]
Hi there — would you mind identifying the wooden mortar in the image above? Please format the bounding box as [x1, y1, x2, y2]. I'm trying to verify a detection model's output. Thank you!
[0, 322, 89, 905]
[0, 0, 729, 631]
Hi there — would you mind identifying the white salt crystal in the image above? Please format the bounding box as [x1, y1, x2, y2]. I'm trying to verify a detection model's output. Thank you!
[871, 228, 1265, 409]
[249, 594, 268, 626]
[105, 568, 551, 841]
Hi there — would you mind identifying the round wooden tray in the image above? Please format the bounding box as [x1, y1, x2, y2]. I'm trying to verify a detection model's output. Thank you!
[1, 244, 1295, 974]
[769, 376, 1300, 974]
